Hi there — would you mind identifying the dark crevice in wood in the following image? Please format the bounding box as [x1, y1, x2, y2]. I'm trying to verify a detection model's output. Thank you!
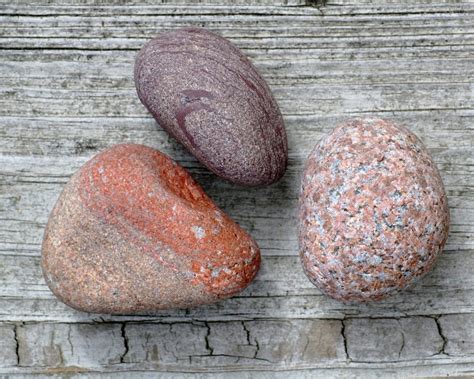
[340, 319, 349, 362]
[397, 319, 405, 359]
[120, 323, 129, 364]
[0, 47, 140, 52]
[13, 323, 20, 366]
[1, 308, 474, 324]
[242, 321, 252, 347]
[5, 4, 466, 16]
[305, 0, 327, 8]
[67, 326, 74, 358]
[320, 10, 472, 17]
[0, 11, 317, 18]
[253, 335, 261, 361]
[203, 321, 213, 356]
[434, 316, 450, 356]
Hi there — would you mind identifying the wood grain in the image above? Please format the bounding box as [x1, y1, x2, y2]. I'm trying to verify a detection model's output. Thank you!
[0, 1, 473, 376]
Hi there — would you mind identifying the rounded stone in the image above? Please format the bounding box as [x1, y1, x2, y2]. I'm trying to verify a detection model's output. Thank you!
[42, 144, 260, 313]
[134, 27, 288, 186]
[299, 118, 449, 302]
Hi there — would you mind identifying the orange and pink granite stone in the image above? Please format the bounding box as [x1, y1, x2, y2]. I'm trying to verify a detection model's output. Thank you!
[41, 144, 260, 313]
[299, 118, 450, 302]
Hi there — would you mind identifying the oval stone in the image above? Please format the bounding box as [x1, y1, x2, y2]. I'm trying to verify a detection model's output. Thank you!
[134, 27, 288, 186]
[299, 118, 449, 302]
[42, 144, 260, 313]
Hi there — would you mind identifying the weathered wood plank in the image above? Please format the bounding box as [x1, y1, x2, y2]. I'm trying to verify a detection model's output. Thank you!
[2, 18, 472, 47]
[1, 0, 308, 8]
[2, 316, 474, 373]
[0, 250, 474, 322]
[2, 3, 472, 16]
[1, 1, 473, 376]
[123, 319, 346, 366]
[0, 4, 472, 54]
[0, 153, 472, 257]
[2, 84, 471, 118]
[2, 367, 474, 379]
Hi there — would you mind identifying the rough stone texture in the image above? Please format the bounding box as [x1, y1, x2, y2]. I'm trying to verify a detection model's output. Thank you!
[134, 27, 288, 186]
[41, 144, 260, 313]
[299, 118, 450, 302]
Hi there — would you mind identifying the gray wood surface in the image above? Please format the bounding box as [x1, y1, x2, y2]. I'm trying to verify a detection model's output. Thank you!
[0, 1, 473, 377]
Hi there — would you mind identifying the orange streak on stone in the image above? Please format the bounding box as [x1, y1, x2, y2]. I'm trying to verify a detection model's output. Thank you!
[79, 144, 258, 296]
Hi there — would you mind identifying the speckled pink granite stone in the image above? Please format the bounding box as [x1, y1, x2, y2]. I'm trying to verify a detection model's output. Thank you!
[299, 118, 450, 302]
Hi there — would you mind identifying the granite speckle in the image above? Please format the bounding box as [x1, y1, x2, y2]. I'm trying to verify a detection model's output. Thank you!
[191, 226, 206, 240]
[299, 118, 450, 302]
[134, 27, 288, 186]
[41, 144, 260, 313]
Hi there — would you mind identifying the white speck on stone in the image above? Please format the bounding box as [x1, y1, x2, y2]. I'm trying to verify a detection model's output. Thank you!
[369, 255, 383, 265]
[328, 257, 342, 266]
[353, 253, 369, 264]
[362, 273, 373, 282]
[52, 237, 62, 248]
[191, 226, 206, 239]
[211, 268, 222, 278]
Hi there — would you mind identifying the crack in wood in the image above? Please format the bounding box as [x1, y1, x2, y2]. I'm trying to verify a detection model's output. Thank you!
[242, 321, 252, 348]
[120, 323, 129, 364]
[434, 316, 450, 356]
[397, 319, 405, 359]
[340, 319, 349, 362]
[0, 316, 471, 370]
[13, 323, 20, 366]
[203, 321, 213, 357]
[306, 0, 327, 9]
[67, 326, 74, 359]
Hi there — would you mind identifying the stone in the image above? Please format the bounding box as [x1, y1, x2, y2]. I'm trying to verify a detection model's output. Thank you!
[134, 27, 288, 186]
[299, 118, 450, 302]
[41, 144, 260, 313]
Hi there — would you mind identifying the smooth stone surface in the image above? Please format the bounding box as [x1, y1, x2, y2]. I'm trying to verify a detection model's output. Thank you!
[299, 118, 450, 303]
[134, 27, 288, 186]
[42, 144, 260, 313]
